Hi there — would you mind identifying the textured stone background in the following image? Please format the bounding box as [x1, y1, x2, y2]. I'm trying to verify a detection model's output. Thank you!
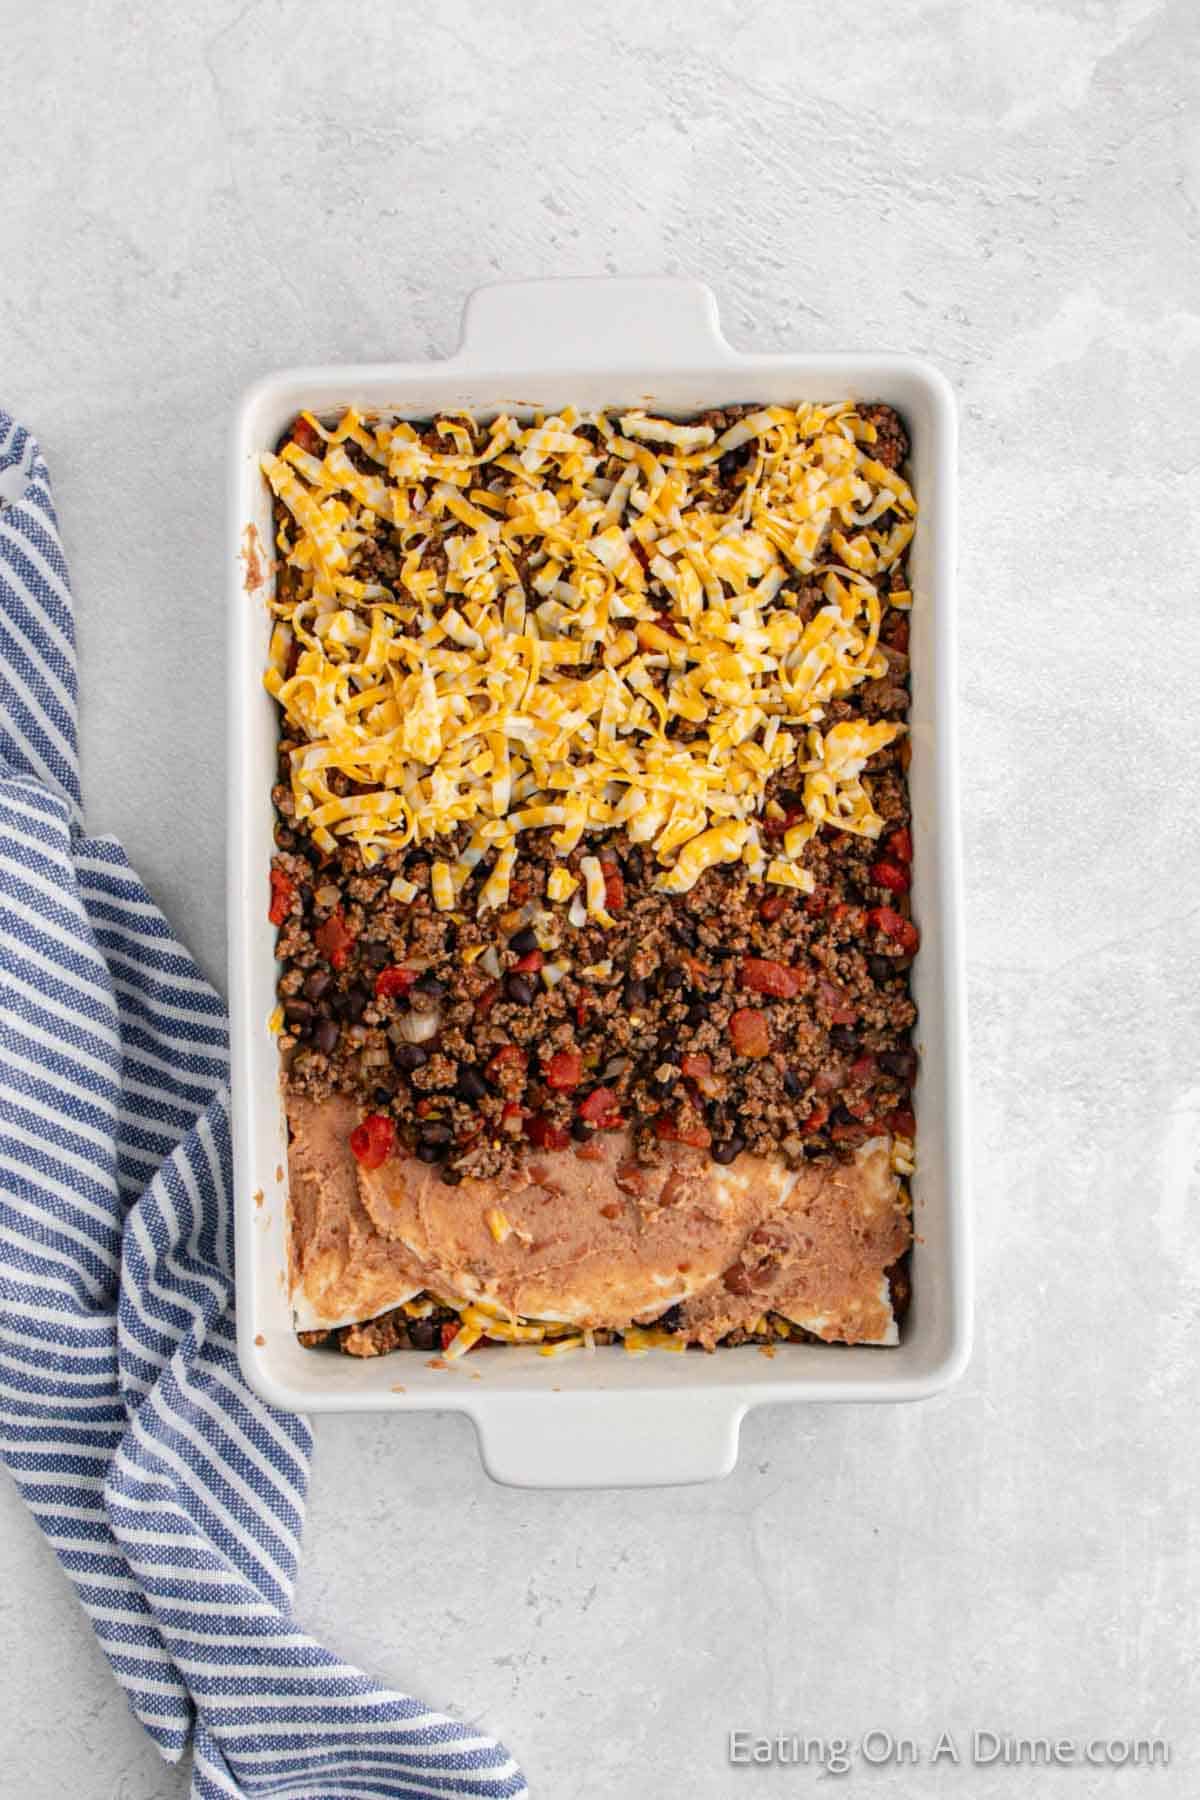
[2, 0, 1199, 1794]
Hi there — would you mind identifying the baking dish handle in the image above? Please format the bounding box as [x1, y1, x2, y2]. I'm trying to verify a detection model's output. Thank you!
[468, 1391, 746, 1489]
[448, 276, 735, 372]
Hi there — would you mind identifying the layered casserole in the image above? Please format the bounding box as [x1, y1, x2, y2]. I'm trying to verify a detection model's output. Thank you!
[261, 401, 919, 1359]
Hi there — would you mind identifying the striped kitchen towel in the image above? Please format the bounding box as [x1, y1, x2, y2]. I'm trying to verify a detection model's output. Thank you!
[0, 412, 527, 1800]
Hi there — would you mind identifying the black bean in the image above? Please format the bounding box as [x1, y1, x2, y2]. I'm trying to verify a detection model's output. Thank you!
[283, 997, 313, 1025]
[657, 1304, 684, 1332]
[830, 1024, 858, 1052]
[718, 444, 751, 483]
[303, 968, 331, 1001]
[505, 972, 535, 1006]
[832, 1103, 856, 1126]
[879, 1049, 917, 1079]
[623, 977, 648, 1009]
[709, 944, 736, 961]
[393, 1042, 429, 1073]
[868, 955, 894, 982]
[571, 1115, 593, 1141]
[414, 974, 445, 1000]
[415, 1141, 443, 1165]
[334, 985, 367, 1022]
[783, 1068, 802, 1097]
[312, 1017, 340, 1054]
[509, 925, 539, 956]
[662, 966, 686, 991]
[685, 1001, 708, 1026]
[408, 1317, 437, 1351]
[711, 1135, 746, 1165]
[439, 1164, 463, 1187]
[373, 1085, 393, 1106]
[671, 917, 698, 948]
[455, 1064, 488, 1102]
[419, 1121, 453, 1147]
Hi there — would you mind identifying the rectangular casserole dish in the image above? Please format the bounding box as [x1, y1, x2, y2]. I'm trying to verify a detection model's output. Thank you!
[228, 275, 970, 1487]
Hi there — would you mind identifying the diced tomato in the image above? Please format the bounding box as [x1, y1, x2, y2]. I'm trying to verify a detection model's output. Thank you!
[680, 1052, 722, 1100]
[415, 1097, 440, 1119]
[314, 910, 354, 970]
[884, 1107, 916, 1139]
[831, 903, 867, 931]
[801, 1101, 829, 1134]
[267, 868, 294, 926]
[805, 888, 828, 917]
[486, 1044, 527, 1084]
[575, 997, 588, 1031]
[762, 804, 805, 841]
[844, 1093, 876, 1122]
[655, 1112, 711, 1149]
[600, 858, 626, 912]
[816, 977, 858, 1025]
[513, 949, 544, 974]
[850, 1054, 878, 1083]
[758, 892, 792, 923]
[527, 1113, 570, 1150]
[440, 1321, 461, 1352]
[869, 906, 920, 956]
[739, 957, 806, 999]
[729, 1007, 771, 1059]
[578, 1086, 622, 1128]
[475, 980, 502, 1016]
[349, 1113, 394, 1170]
[885, 826, 913, 865]
[374, 964, 419, 1000]
[544, 1048, 584, 1091]
[870, 859, 910, 895]
[291, 415, 321, 454]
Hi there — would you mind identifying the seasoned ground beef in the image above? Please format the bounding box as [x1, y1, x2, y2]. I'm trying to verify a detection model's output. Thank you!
[270, 403, 917, 1212]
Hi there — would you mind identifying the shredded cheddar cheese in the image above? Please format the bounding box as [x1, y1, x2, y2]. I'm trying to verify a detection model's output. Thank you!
[263, 404, 914, 907]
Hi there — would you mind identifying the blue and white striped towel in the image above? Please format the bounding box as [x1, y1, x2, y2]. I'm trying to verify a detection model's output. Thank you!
[0, 412, 527, 1800]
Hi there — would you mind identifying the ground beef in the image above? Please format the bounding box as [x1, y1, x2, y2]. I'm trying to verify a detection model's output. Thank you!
[270, 403, 919, 1190]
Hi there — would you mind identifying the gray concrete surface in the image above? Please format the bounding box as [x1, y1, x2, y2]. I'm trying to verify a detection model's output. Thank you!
[1, 0, 1198, 1794]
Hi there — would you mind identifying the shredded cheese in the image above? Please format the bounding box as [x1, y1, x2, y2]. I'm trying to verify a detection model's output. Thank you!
[263, 404, 914, 901]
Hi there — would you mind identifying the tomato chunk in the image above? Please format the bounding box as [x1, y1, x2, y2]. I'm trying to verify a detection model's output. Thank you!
[475, 980, 502, 1016]
[267, 868, 294, 926]
[885, 826, 913, 865]
[512, 949, 544, 974]
[885, 1107, 917, 1138]
[801, 1101, 829, 1134]
[374, 964, 419, 1000]
[544, 1048, 583, 1091]
[314, 910, 354, 970]
[440, 1321, 461, 1351]
[526, 1114, 570, 1150]
[600, 857, 625, 912]
[349, 1112, 394, 1170]
[291, 415, 321, 454]
[729, 1007, 771, 1059]
[816, 977, 858, 1025]
[578, 1086, 622, 1128]
[869, 906, 920, 956]
[738, 957, 806, 999]
[654, 1112, 712, 1149]
[758, 892, 793, 923]
[501, 1100, 527, 1135]
[870, 859, 910, 895]
[485, 1044, 527, 1085]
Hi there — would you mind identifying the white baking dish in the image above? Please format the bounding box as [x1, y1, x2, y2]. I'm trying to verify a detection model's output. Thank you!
[228, 276, 970, 1488]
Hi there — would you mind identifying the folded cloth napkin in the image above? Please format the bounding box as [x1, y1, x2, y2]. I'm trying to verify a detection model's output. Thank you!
[0, 412, 527, 1800]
